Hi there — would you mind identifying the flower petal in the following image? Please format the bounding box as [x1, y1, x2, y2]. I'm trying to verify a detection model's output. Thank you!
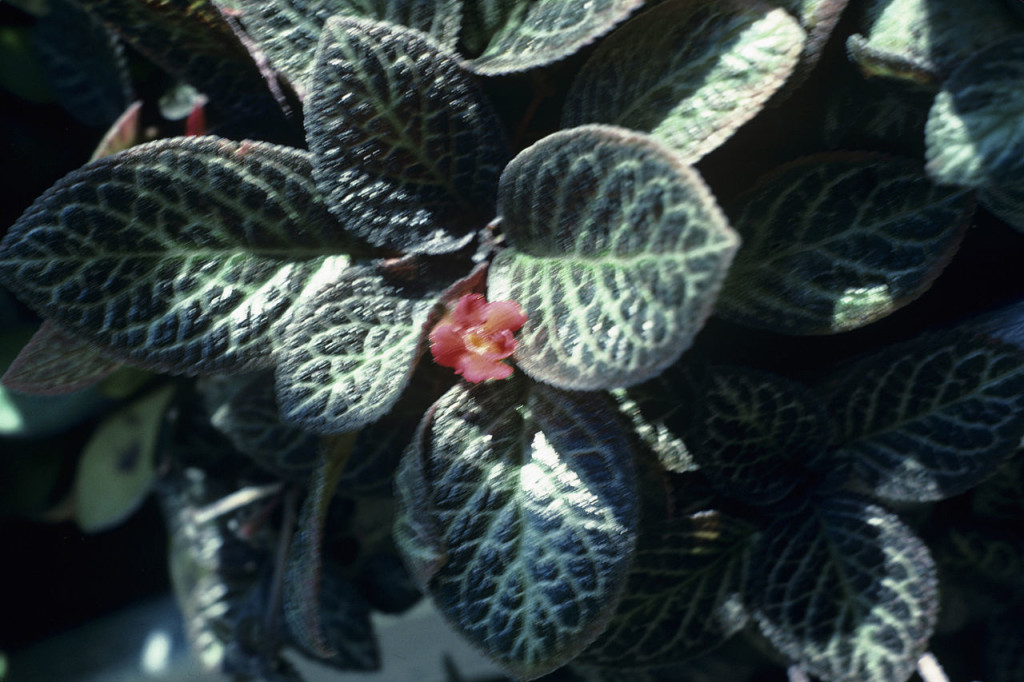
[429, 324, 467, 368]
[481, 300, 527, 334]
[457, 353, 514, 383]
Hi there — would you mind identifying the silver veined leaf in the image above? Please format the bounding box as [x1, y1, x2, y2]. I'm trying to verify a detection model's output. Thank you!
[394, 377, 638, 679]
[213, 0, 462, 98]
[827, 331, 1024, 502]
[562, 0, 805, 164]
[463, 0, 642, 75]
[718, 153, 973, 334]
[773, 0, 850, 98]
[576, 511, 753, 669]
[3, 321, 122, 396]
[305, 16, 508, 254]
[0, 136, 358, 375]
[749, 495, 938, 682]
[74, 384, 176, 532]
[925, 36, 1024, 191]
[489, 125, 739, 390]
[274, 258, 450, 435]
[846, 0, 1023, 86]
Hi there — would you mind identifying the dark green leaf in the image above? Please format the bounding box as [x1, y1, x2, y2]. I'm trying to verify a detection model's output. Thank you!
[0, 136, 356, 375]
[613, 381, 696, 474]
[686, 366, 831, 506]
[562, 0, 805, 164]
[274, 257, 450, 435]
[463, 0, 642, 75]
[488, 125, 739, 390]
[578, 511, 753, 669]
[394, 377, 638, 679]
[980, 182, 1024, 233]
[749, 495, 938, 682]
[305, 16, 508, 254]
[214, 0, 462, 97]
[718, 153, 973, 334]
[75, 0, 289, 137]
[32, 0, 132, 127]
[925, 36, 1024, 190]
[828, 331, 1024, 502]
[3, 321, 122, 396]
[985, 610, 1024, 682]
[846, 0, 1023, 86]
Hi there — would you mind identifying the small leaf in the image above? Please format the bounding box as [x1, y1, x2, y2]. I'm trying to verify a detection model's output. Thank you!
[925, 36, 1024, 190]
[686, 366, 832, 505]
[827, 331, 1024, 502]
[488, 125, 739, 390]
[718, 153, 973, 334]
[275, 257, 450, 435]
[90, 100, 143, 161]
[612, 378, 697, 474]
[0, 136, 357, 375]
[74, 384, 175, 532]
[562, 0, 805, 164]
[305, 16, 508, 254]
[213, 0, 462, 97]
[749, 495, 938, 682]
[463, 0, 642, 75]
[3, 321, 122, 396]
[394, 377, 638, 679]
[846, 0, 1023, 86]
[577, 511, 754, 669]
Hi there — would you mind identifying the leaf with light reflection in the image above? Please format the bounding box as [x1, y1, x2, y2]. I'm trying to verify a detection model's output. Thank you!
[394, 376, 638, 679]
[718, 153, 973, 334]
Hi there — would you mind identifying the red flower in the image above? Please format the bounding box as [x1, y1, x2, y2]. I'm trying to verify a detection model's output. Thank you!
[429, 294, 527, 382]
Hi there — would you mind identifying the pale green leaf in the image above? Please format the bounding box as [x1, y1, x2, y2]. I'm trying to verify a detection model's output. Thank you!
[464, 0, 642, 75]
[562, 0, 805, 164]
[90, 100, 143, 161]
[828, 331, 1024, 502]
[306, 16, 508, 254]
[925, 36, 1024, 190]
[0, 136, 357, 375]
[750, 495, 938, 682]
[394, 377, 638, 679]
[488, 125, 739, 390]
[718, 153, 973, 334]
[75, 384, 175, 532]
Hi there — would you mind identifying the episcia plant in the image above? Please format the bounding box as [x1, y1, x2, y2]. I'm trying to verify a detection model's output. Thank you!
[4, 0, 1024, 680]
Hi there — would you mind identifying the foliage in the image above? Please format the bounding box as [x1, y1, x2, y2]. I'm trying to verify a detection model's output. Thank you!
[3, 0, 1024, 680]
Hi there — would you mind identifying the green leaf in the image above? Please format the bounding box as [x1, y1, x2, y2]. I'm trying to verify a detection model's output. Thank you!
[775, 0, 849, 94]
[686, 366, 831, 505]
[612, 380, 697, 474]
[32, 0, 133, 128]
[846, 0, 1023, 86]
[214, 0, 462, 97]
[2, 321, 122, 396]
[274, 257, 450, 435]
[749, 495, 938, 682]
[577, 511, 753, 669]
[75, 0, 289, 137]
[925, 36, 1024, 190]
[394, 377, 638, 679]
[74, 384, 175, 532]
[0, 136, 357, 375]
[718, 153, 973, 334]
[488, 125, 739, 390]
[463, 0, 642, 75]
[90, 100, 143, 161]
[828, 331, 1024, 502]
[305, 16, 508, 255]
[562, 0, 805, 164]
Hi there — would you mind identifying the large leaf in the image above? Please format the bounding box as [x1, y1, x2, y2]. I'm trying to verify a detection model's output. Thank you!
[462, 0, 642, 75]
[827, 331, 1024, 502]
[488, 125, 739, 390]
[214, 0, 462, 98]
[562, 0, 805, 164]
[305, 16, 508, 254]
[394, 377, 638, 679]
[686, 366, 832, 506]
[749, 495, 938, 682]
[75, 0, 290, 138]
[846, 0, 1023, 86]
[925, 36, 1024, 191]
[0, 136, 357, 375]
[274, 257, 451, 435]
[577, 511, 753, 669]
[717, 153, 973, 334]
